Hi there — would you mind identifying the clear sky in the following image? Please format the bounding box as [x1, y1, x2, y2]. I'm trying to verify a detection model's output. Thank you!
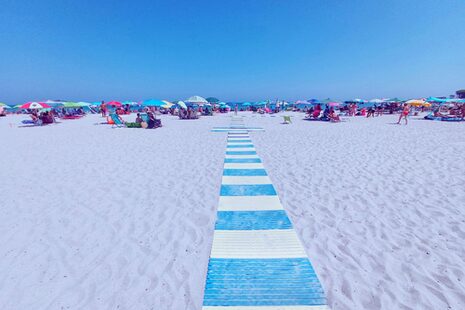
[1, 0, 464, 103]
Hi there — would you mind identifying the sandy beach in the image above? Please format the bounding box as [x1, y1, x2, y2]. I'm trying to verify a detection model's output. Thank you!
[1, 112, 465, 309]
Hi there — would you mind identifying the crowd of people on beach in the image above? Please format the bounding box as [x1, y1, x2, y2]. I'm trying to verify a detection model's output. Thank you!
[3, 96, 465, 127]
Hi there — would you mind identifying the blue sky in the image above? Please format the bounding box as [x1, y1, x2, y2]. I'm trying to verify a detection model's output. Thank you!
[1, 0, 464, 103]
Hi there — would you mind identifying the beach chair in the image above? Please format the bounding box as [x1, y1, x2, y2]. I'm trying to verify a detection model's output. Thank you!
[283, 115, 292, 124]
[109, 113, 125, 128]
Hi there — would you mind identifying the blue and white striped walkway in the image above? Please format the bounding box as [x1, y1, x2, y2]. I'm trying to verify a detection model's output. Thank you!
[203, 116, 328, 310]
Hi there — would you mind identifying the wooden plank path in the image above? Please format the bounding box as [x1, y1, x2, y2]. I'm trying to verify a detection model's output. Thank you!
[203, 116, 328, 309]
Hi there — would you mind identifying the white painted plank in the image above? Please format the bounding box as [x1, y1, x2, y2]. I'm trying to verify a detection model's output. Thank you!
[210, 230, 307, 259]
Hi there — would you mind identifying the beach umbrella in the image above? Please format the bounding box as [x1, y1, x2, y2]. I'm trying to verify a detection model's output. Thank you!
[405, 99, 429, 107]
[328, 102, 341, 107]
[0, 102, 11, 108]
[369, 99, 384, 103]
[177, 101, 187, 109]
[186, 95, 208, 104]
[20, 102, 51, 109]
[122, 101, 138, 106]
[242, 102, 251, 107]
[206, 97, 220, 103]
[295, 100, 310, 105]
[142, 99, 165, 107]
[386, 97, 403, 103]
[107, 101, 122, 107]
[162, 100, 174, 108]
[62, 101, 89, 108]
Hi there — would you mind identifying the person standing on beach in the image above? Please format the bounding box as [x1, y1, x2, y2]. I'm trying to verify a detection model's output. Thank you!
[397, 103, 410, 125]
[234, 104, 238, 115]
[100, 101, 106, 117]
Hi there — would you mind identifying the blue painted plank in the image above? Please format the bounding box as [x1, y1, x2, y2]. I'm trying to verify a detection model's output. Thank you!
[203, 298, 327, 306]
[223, 169, 267, 176]
[227, 140, 252, 142]
[203, 258, 326, 306]
[224, 158, 262, 163]
[226, 144, 255, 148]
[220, 184, 276, 196]
[225, 151, 257, 155]
[215, 210, 292, 230]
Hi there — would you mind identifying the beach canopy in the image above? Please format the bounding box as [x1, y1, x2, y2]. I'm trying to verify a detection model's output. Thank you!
[20, 102, 51, 109]
[107, 101, 122, 107]
[186, 95, 208, 104]
[206, 97, 220, 103]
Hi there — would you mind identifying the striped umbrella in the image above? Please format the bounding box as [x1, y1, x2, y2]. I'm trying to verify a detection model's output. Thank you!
[20, 102, 51, 109]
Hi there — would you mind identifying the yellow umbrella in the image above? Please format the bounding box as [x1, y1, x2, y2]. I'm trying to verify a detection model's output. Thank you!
[405, 99, 430, 107]
[162, 100, 174, 109]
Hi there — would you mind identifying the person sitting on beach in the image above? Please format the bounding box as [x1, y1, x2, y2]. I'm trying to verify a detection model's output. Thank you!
[329, 109, 340, 122]
[135, 113, 143, 123]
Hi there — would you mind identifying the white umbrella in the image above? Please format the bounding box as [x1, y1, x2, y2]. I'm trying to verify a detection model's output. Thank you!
[185, 95, 208, 104]
[177, 101, 187, 109]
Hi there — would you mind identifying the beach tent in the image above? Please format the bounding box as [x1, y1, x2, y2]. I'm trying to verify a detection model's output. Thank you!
[20, 102, 51, 109]
[206, 97, 220, 103]
[186, 95, 208, 104]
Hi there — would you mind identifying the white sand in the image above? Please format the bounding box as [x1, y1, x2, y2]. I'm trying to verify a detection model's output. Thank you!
[1, 112, 465, 309]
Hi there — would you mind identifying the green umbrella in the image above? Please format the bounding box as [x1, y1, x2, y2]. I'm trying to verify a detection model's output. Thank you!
[0, 103, 11, 109]
[206, 97, 220, 103]
[63, 101, 88, 108]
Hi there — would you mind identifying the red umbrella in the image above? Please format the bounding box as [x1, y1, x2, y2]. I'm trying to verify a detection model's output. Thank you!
[20, 102, 51, 109]
[106, 101, 122, 107]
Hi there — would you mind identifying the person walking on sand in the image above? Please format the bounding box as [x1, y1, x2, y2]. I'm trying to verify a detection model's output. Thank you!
[397, 103, 410, 125]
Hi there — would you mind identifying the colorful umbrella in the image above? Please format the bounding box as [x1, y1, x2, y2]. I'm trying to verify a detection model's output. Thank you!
[162, 100, 174, 108]
[20, 102, 51, 109]
[177, 101, 187, 109]
[107, 101, 122, 107]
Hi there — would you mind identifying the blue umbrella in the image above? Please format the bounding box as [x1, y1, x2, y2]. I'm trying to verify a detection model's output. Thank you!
[142, 99, 165, 107]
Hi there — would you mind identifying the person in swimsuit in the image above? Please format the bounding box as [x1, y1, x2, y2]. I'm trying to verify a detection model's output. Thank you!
[397, 103, 410, 125]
